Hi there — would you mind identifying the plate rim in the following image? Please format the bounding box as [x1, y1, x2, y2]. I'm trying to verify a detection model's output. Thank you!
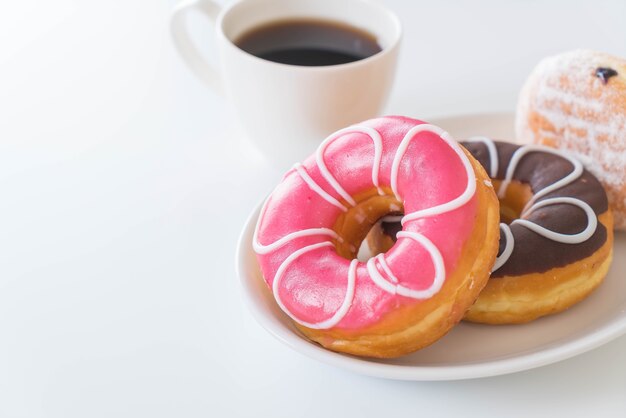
[235, 113, 626, 381]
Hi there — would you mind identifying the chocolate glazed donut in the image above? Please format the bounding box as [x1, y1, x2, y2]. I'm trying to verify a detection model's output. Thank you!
[462, 139, 608, 277]
[373, 139, 614, 324]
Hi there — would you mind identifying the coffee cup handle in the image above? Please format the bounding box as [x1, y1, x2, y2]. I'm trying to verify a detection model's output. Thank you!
[170, 0, 223, 94]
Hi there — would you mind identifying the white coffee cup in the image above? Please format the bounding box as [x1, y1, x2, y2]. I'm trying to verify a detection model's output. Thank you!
[171, 0, 401, 167]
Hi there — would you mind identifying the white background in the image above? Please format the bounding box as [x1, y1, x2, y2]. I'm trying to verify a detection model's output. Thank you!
[1, 0, 626, 416]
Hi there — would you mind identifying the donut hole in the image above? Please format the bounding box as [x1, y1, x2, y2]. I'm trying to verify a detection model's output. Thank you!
[493, 180, 534, 224]
[361, 215, 403, 258]
[331, 187, 403, 261]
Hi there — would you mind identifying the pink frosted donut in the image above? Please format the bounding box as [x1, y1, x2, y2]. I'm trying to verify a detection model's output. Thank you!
[253, 116, 499, 358]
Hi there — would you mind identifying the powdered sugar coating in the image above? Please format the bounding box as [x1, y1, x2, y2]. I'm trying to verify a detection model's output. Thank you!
[516, 49, 626, 229]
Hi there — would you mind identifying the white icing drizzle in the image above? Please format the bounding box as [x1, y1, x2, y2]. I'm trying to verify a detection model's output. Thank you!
[515, 197, 597, 244]
[492, 223, 514, 272]
[377, 254, 399, 284]
[465, 136, 499, 177]
[272, 242, 357, 329]
[317, 126, 385, 204]
[394, 231, 446, 298]
[366, 256, 397, 294]
[253, 196, 344, 255]
[294, 163, 348, 212]
[253, 227, 341, 254]
[472, 138, 598, 271]
[499, 145, 583, 208]
[366, 231, 445, 299]
[391, 124, 477, 226]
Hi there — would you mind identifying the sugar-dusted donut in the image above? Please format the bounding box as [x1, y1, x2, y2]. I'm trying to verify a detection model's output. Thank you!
[371, 139, 614, 324]
[253, 116, 499, 358]
[516, 49, 626, 230]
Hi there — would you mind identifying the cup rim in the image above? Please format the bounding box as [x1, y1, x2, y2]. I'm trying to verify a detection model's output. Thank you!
[215, 0, 402, 71]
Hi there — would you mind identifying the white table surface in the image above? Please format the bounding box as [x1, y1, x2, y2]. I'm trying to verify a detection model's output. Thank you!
[1, 0, 625, 416]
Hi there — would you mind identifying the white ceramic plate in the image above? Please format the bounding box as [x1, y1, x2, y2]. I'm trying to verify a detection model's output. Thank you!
[235, 113, 626, 381]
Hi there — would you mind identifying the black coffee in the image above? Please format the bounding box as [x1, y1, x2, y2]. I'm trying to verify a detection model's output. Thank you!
[235, 19, 382, 66]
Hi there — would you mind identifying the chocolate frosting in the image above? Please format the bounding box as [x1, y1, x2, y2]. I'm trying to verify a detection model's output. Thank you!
[458, 141, 608, 277]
